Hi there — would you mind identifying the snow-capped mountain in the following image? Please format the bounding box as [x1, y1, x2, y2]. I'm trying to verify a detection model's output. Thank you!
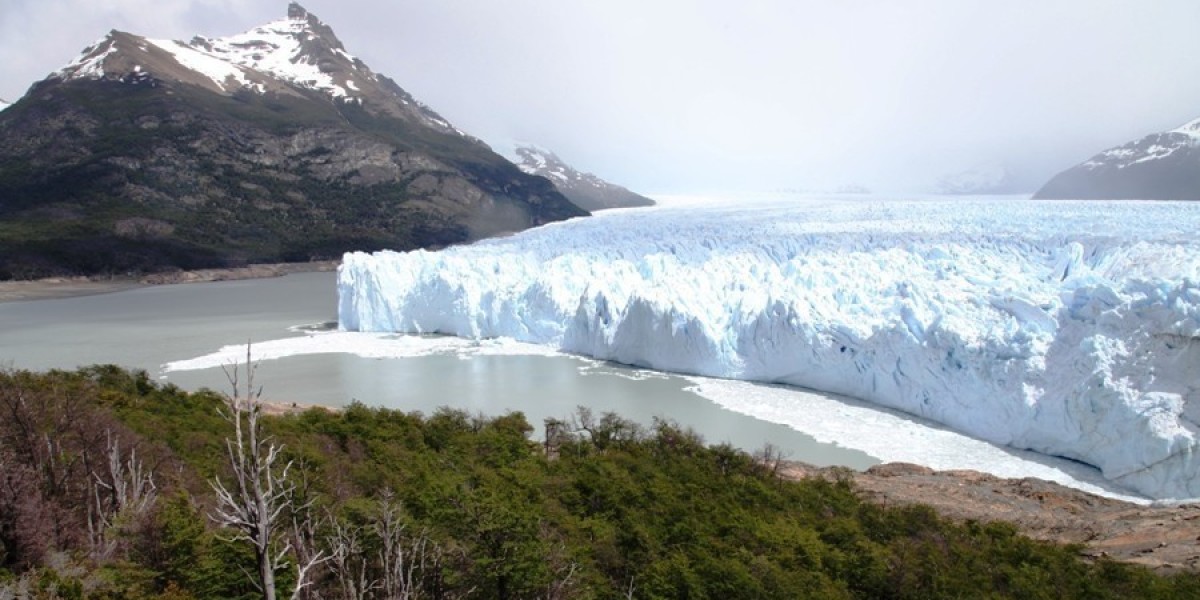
[507, 144, 653, 211]
[0, 3, 584, 278]
[54, 3, 458, 133]
[1035, 117, 1200, 199]
[0, 99, 9, 112]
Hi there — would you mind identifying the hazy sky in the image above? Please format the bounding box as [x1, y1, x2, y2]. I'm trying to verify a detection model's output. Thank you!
[2, 0, 1200, 194]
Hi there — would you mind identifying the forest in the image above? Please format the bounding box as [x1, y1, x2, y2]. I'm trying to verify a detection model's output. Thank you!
[1, 364, 1198, 599]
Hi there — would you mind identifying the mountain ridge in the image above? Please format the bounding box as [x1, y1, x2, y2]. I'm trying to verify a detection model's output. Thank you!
[0, 3, 586, 279]
[506, 143, 654, 211]
[1034, 117, 1200, 200]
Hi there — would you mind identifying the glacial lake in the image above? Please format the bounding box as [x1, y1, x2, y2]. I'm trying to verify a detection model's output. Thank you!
[0, 271, 875, 468]
[0, 269, 1146, 501]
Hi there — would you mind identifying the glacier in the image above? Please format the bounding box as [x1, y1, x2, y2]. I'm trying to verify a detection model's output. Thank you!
[338, 196, 1200, 500]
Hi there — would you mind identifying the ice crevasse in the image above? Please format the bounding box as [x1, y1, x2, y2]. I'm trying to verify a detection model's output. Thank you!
[338, 198, 1200, 500]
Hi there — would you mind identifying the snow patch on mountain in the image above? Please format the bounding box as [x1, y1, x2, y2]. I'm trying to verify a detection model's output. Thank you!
[1080, 117, 1200, 172]
[0, 98, 10, 112]
[189, 12, 360, 99]
[338, 196, 1200, 500]
[937, 163, 1016, 194]
[57, 35, 121, 80]
[1171, 117, 1200, 138]
[46, 4, 461, 134]
[145, 39, 261, 93]
[502, 142, 654, 210]
[507, 143, 601, 187]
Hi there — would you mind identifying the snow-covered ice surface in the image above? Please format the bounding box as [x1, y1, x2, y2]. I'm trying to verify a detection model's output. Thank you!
[338, 195, 1200, 501]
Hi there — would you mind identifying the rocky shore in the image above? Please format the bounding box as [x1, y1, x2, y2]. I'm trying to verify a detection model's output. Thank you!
[0, 260, 338, 303]
[785, 461, 1200, 573]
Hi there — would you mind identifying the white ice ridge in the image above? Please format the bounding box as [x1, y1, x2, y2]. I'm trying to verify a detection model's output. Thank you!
[338, 196, 1200, 500]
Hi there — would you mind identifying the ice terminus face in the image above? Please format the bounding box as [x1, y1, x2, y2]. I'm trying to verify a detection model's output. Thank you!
[338, 195, 1200, 501]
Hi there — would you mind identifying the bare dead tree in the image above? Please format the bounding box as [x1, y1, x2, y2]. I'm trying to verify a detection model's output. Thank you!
[571, 407, 643, 453]
[87, 429, 157, 560]
[542, 418, 570, 461]
[369, 489, 481, 600]
[752, 442, 788, 479]
[375, 489, 426, 600]
[290, 477, 329, 600]
[0, 448, 50, 571]
[209, 346, 327, 600]
[542, 542, 579, 600]
[0, 371, 108, 553]
[326, 516, 378, 600]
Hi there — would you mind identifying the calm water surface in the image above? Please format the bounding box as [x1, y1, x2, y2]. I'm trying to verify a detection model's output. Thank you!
[0, 272, 877, 468]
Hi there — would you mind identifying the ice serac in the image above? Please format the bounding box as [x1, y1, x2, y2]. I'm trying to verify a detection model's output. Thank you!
[338, 198, 1200, 500]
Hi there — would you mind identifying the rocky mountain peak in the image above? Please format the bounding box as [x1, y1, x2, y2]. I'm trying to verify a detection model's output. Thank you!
[288, 2, 311, 20]
[1172, 117, 1200, 139]
[0, 4, 586, 279]
[44, 4, 462, 133]
[507, 143, 654, 210]
[189, 4, 354, 87]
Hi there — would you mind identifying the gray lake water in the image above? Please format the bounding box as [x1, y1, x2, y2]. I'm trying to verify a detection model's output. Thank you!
[0, 271, 877, 469]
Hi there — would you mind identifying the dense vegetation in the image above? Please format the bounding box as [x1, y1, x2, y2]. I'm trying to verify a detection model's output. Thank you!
[2, 366, 1198, 599]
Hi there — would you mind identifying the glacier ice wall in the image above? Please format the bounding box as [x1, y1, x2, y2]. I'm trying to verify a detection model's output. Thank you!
[338, 197, 1200, 500]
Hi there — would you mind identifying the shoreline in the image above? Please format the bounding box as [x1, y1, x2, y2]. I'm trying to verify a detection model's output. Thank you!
[784, 461, 1200, 573]
[0, 260, 339, 303]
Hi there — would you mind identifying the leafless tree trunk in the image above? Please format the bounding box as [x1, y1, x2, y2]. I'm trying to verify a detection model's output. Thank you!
[326, 516, 377, 600]
[753, 442, 788, 479]
[87, 429, 157, 560]
[209, 346, 327, 600]
[542, 542, 578, 600]
[375, 490, 426, 600]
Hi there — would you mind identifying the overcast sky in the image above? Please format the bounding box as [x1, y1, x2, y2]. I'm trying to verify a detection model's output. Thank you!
[3, 0, 1200, 194]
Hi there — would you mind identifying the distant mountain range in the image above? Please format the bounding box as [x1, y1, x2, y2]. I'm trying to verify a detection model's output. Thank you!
[0, 3, 586, 279]
[505, 144, 653, 211]
[937, 164, 1019, 195]
[1035, 117, 1200, 200]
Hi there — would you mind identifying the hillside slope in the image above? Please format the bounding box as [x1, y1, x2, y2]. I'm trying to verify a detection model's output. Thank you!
[508, 143, 654, 211]
[0, 3, 585, 279]
[1035, 118, 1200, 200]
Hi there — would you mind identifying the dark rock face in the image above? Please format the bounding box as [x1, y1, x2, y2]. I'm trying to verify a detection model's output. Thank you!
[509, 144, 654, 211]
[0, 5, 586, 279]
[1034, 121, 1200, 200]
